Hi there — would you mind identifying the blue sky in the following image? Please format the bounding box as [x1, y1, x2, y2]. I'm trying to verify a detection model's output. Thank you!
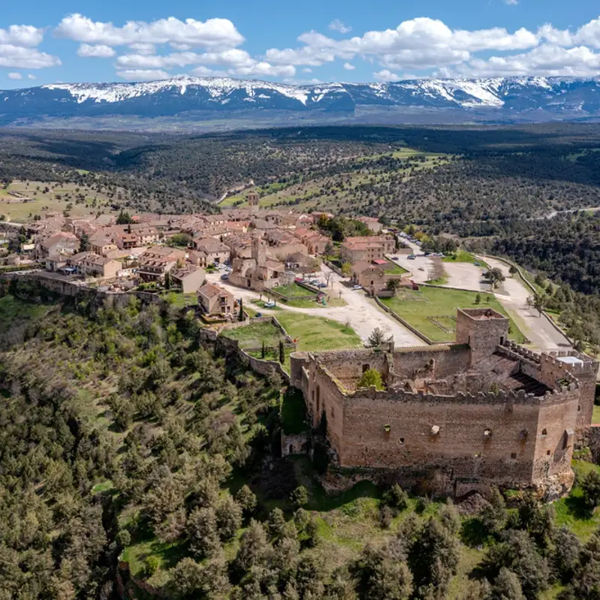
[2, 0, 600, 87]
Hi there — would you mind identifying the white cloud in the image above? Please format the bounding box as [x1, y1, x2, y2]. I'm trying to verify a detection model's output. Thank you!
[116, 48, 294, 79]
[8, 72, 22, 80]
[77, 43, 116, 58]
[343, 62, 355, 70]
[128, 43, 156, 55]
[27, 73, 36, 80]
[0, 44, 61, 69]
[264, 18, 540, 73]
[55, 14, 244, 50]
[190, 65, 222, 77]
[505, 0, 519, 5]
[329, 19, 352, 34]
[0, 25, 44, 47]
[444, 44, 600, 78]
[116, 69, 170, 81]
[374, 69, 401, 82]
[302, 68, 312, 73]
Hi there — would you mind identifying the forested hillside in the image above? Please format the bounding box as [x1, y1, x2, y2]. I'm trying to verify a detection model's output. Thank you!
[2, 283, 600, 599]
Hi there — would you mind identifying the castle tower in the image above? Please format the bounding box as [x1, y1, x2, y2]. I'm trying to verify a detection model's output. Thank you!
[455, 308, 509, 365]
[252, 236, 267, 267]
[247, 192, 260, 212]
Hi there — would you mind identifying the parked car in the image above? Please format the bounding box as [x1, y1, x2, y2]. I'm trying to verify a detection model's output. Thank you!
[264, 301, 276, 308]
[318, 283, 328, 288]
[408, 255, 416, 260]
[309, 279, 319, 285]
[220, 273, 229, 280]
[391, 256, 399, 261]
[353, 284, 362, 290]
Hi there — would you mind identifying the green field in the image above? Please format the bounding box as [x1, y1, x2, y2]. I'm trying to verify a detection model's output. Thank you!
[221, 320, 285, 350]
[272, 283, 317, 299]
[381, 286, 526, 343]
[274, 312, 362, 352]
[442, 249, 482, 265]
[0, 180, 119, 222]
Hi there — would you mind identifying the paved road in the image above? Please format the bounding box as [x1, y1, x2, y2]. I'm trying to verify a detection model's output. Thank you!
[483, 257, 571, 351]
[207, 267, 425, 347]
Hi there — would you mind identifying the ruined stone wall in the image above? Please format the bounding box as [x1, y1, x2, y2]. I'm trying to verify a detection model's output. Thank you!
[340, 389, 541, 488]
[390, 345, 471, 380]
[455, 309, 509, 365]
[532, 389, 578, 491]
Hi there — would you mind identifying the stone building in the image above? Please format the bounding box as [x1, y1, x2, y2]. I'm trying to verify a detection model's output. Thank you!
[290, 308, 598, 498]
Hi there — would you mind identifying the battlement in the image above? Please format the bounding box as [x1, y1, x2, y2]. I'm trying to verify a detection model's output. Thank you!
[289, 308, 593, 498]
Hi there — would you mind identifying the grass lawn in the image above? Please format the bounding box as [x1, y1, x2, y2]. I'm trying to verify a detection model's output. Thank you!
[383, 259, 408, 275]
[381, 287, 526, 343]
[161, 291, 198, 308]
[275, 312, 362, 352]
[442, 249, 481, 264]
[273, 283, 317, 299]
[221, 320, 284, 350]
[593, 404, 600, 425]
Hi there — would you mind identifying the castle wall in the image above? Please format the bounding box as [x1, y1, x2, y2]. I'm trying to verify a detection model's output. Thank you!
[340, 389, 540, 488]
[455, 309, 509, 365]
[390, 345, 471, 380]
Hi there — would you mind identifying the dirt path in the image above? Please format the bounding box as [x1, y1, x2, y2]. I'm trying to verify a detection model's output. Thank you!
[206, 268, 425, 347]
[483, 257, 571, 351]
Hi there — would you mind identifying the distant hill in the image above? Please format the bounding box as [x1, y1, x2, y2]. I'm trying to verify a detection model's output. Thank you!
[3, 75, 600, 130]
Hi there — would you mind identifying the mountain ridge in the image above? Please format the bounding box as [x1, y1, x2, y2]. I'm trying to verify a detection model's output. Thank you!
[3, 75, 600, 127]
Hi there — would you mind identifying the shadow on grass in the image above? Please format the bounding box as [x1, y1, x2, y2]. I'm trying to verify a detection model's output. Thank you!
[461, 517, 490, 548]
[562, 492, 595, 521]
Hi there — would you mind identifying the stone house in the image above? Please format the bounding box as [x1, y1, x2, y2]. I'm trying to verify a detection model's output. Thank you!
[197, 282, 235, 316]
[170, 264, 206, 294]
[340, 235, 396, 264]
[191, 237, 231, 265]
[69, 252, 123, 279]
[137, 246, 186, 282]
[89, 233, 118, 257]
[351, 261, 407, 294]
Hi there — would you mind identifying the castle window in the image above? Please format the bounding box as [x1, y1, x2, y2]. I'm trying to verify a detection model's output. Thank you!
[541, 428, 548, 437]
[384, 424, 391, 433]
[511, 453, 517, 459]
[474, 452, 481, 458]
[398, 438, 405, 445]
[431, 425, 440, 436]
[484, 429, 492, 438]
[547, 450, 551, 456]
[362, 364, 370, 373]
[578, 405, 582, 412]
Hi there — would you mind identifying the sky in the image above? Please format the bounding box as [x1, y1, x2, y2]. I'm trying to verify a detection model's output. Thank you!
[3, 0, 600, 88]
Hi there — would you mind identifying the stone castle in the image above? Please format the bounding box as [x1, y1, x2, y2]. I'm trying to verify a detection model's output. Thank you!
[290, 308, 598, 498]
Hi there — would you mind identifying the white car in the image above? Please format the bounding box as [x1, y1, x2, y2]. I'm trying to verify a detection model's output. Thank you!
[264, 301, 276, 308]
[353, 285, 362, 290]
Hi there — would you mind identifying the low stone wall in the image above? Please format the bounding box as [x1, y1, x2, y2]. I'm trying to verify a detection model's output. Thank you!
[323, 259, 344, 277]
[374, 295, 434, 345]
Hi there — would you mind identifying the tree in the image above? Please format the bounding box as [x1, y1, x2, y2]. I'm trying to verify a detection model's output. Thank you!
[235, 520, 269, 573]
[279, 340, 285, 364]
[483, 530, 549, 599]
[267, 507, 287, 540]
[382, 484, 408, 512]
[116, 210, 133, 225]
[485, 267, 506, 290]
[79, 232, 91, 253]
[492, 568, 525, 600]
[261, 340, 266, 359]
[386, 279, 401, 294]
[187, 507, 221, 559]
[358, 368, 384, 390]
[518, 495, 555, 549]
[409, 517, 460, 598]
[239, 299, 244, 322]
[552, 526, 581, 583]
[481, 487, 507, 535]
[236, 485, 257, 516]
[290, 486, 308, 509]
[509, 265, 518, 276]
[475, 293, 482, 305]
[341, 262, 352, 277]
[216, 496, 242, 542]
[366, 327, 392, 348]
[581, 470, 600, 508]
[527, 294, 546, 317]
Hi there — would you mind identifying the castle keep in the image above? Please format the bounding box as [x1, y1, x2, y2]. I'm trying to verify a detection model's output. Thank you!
[290, 308, 598, 497]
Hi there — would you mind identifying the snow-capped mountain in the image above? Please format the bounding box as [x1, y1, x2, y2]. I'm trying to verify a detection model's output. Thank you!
[2, 75, 600, 126]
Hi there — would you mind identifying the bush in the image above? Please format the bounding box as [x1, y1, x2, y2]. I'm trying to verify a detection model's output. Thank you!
[383, 484, 409, 512]
[581, 470, 600, 508]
